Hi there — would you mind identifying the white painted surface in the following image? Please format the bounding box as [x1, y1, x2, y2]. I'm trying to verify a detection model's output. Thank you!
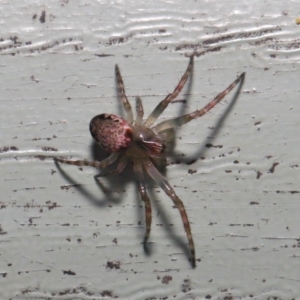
[0, 1, 299, 299]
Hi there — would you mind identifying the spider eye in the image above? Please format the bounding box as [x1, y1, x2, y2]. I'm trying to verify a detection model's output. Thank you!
[89, 114, 133, 153]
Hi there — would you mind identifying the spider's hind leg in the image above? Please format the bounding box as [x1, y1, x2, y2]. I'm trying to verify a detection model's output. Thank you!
[54, 153, 119, 169]
[133, 161, 152, 247]
[143, 159, 196, 267]
[93, 154, 129, 177]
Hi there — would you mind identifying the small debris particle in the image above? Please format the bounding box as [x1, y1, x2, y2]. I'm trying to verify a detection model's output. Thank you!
[0, 146, 19, 153]
[206, 143, 223, 148]
[233, 160, 239, 164]
[30, 75, 39, 83]
[62, 269, 76, 276]
[106, 260, 121, 270]
[60, 184, 82, 190]
[40, 10, 46, 23]
[250, 201, 259, 205]
[256, 171, 263, 179]
[42, 146, 58, 152]
[186, 159, 197, 165]
[46, 201, 59, 210]
[108, 36, 125, 45]
[101, 290, 113, 297]
[95, 53, 115, 57]
[188, 169, 197, 174]
[34, 155, 52, 161]
[181, 278, 191, 293]
[0, 225, 7, 235]
[268, 162, 279, 173]
[162, 275, 172, 284]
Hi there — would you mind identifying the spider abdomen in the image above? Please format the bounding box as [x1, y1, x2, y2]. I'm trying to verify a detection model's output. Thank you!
[90, 113, 133, 153]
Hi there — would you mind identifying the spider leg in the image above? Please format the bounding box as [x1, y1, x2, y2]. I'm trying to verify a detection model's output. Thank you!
[135, 96, 144, 126]
[115, 64, 134, 123]
[144, 56, 194, 127]
[133, 161, 152, 245]
[143, 159, 196, 267]
[54, 153, 119, 169]
[95, 154, 128, 177]
[153, 72, 245, 133]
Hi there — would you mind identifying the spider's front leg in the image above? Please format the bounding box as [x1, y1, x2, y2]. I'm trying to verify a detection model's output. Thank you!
[115, 64, 134, 123]
[153, 72, 245, 133]
[54, 153, 119, 169]
[135, 96, 144, 126]
[144, 56, 194, 127]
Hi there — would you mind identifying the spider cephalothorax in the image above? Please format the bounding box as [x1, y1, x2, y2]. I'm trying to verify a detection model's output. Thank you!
[55, 56, 245, 267]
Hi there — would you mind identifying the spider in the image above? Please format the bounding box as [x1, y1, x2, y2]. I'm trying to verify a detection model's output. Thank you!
[55, 56, 245, 267]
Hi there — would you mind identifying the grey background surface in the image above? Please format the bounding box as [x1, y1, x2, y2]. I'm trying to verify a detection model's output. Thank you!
[0, 1, 299, 299]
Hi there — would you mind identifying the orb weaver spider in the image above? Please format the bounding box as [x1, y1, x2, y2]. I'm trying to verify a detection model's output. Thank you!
[55, 56, 245, 267]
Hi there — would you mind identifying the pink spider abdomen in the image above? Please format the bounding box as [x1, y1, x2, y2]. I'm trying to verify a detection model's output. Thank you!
[90, 113, 133, 153]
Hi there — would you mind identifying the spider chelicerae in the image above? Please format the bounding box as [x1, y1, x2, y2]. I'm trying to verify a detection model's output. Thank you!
[55, 56, 245, 267]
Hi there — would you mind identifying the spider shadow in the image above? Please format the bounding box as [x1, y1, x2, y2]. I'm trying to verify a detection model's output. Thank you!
[91, 140, 136, 189]
[54, 143, 134, 208]
[89, 145, 186, 262]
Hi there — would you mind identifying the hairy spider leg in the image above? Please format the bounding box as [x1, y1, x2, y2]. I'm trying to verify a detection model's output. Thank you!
[54, 152, 119, 169]
[133, 162, 152, 244]
[135, 96, 144, 126]
[143, 159, 196, 268]
[99, 154, 129, 176]
[115, 64, 134, 123]
[144, 56, 194, 128]
[153, 72, 245, 133]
